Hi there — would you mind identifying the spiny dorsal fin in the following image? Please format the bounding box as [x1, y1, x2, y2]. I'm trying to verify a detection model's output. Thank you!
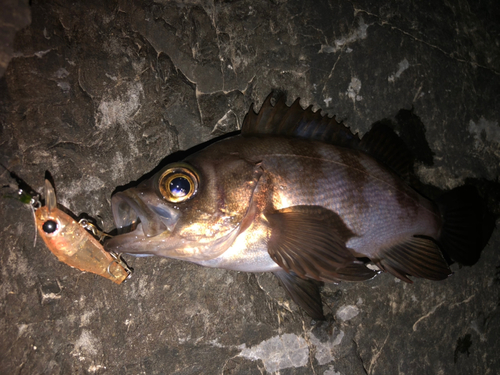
[243, 93, 415, 179]
[242, 93, 361, 149]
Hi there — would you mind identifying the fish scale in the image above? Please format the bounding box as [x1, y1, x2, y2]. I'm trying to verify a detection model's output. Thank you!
[230, 137, 440, 260]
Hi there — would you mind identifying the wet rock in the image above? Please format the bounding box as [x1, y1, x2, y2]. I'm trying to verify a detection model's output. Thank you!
[1, 0, 499, 374]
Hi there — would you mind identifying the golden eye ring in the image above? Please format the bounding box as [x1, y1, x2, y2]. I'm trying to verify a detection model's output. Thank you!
[158, 165, 199, 203]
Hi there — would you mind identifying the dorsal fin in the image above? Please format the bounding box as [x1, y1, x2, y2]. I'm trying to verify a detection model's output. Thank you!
[241, 93, 361, 149]
[242, 93, 414, 178]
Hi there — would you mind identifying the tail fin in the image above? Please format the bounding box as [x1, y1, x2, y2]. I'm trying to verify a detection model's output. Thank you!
[437, 185, 495, 266]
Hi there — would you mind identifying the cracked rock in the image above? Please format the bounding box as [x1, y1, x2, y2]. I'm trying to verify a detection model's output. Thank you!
[1, 0, 499, 374]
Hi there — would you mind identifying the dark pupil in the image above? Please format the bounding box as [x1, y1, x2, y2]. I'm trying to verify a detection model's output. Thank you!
[42, 220, 58, 234]
[170, 176, 191, 197]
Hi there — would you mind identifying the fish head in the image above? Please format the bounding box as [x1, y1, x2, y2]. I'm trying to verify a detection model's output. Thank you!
[105, 147, 262, 261]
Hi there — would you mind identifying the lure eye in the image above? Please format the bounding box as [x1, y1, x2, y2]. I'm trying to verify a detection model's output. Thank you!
[158, 166, 198, 203]
[42, 220, 58, 234]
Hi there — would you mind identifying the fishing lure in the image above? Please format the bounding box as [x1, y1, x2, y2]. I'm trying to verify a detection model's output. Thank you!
[35, 179, 132, 284]
[1, 166, 131, 284]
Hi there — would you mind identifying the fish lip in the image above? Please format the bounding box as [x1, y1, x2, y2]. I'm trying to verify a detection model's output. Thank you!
[109, 189, 179, 238]
[105, 222, 156, 254]
[111, 191, 141, 234]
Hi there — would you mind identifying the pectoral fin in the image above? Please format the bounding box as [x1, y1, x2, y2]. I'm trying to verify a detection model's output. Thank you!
[374, 236, 452, 283]
[266, 206, 377, 282]
[273, 270, 325, 320]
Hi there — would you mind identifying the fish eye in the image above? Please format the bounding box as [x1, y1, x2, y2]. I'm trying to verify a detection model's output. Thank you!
[169, 176, 191, 198]
[158, 165, 199, 203]
[42, 219, 58, 234]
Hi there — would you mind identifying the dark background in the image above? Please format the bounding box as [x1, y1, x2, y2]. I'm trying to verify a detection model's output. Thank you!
[1, 0, 499, 374]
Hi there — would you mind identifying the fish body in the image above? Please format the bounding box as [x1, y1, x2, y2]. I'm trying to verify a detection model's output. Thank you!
[106, 94, 486, 318]
[36, 180, 130, 284]
[191, 136, 441, 272]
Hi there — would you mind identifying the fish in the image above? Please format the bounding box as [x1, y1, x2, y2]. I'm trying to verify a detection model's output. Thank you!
[35, 179, 131, 284]
[105, 93, 489, 319]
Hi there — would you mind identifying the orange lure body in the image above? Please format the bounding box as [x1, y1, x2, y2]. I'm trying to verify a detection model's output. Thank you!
[35, 179, 130, 284]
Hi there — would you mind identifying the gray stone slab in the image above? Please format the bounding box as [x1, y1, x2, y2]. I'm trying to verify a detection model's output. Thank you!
[1, 0, 499, 374]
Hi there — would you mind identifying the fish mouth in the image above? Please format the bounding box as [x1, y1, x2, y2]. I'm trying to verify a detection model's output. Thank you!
[105, 187, 244, 261]
[104, 187, 181, 254]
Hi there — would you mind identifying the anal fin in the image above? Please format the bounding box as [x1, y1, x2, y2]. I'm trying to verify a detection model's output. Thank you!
[374, 236, 452, 283]
[273, 270, 325, 320]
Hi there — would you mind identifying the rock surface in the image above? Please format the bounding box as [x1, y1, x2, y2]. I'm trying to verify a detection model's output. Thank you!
[1, 1, 499, 374]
